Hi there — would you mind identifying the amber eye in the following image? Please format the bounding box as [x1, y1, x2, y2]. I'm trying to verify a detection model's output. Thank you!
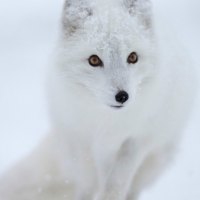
[88, 55, 103, 67]
[127, 52, 138, 64]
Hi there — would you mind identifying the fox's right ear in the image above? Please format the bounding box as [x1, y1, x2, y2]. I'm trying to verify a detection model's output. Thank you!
[62, 0, 93, 36]
[123, 0, 153, 29]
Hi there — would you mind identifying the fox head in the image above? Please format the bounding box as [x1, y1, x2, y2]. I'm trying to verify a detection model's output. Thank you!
[53, 0, 157, 110]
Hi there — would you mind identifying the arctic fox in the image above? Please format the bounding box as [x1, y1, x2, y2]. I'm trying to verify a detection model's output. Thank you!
[0, 0, 196, 200]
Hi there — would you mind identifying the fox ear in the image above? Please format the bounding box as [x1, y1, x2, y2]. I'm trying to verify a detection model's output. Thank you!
[123, 0, 152, 28]
[62, 0, 93, 36]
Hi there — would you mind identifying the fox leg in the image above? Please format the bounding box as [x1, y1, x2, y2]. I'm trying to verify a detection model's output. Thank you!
[95, 138, 148, 200]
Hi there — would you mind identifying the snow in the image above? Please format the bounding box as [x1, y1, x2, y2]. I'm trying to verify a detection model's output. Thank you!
[0, 0, 199, 199]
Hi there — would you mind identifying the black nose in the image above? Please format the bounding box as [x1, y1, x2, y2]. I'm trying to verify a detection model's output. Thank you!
[115, 91, 129, 104]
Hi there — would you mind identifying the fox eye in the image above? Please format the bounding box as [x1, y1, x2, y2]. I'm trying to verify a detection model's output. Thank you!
[88, 55, 103, 67]
[127, 52, 138, 64]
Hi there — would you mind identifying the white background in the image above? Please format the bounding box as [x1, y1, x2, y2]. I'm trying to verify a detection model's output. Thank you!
[0, 0, 200, 199]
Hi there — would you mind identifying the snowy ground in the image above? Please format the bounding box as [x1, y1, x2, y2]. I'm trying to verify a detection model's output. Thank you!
[0, 0, 200, 199]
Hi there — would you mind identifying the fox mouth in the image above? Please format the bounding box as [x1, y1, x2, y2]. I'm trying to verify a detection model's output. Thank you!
[110, 105, 124, 109]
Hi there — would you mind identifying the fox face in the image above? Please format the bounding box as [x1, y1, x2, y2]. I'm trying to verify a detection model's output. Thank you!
[58, 0, 157, 109]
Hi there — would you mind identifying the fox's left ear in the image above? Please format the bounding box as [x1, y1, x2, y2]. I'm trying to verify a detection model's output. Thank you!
[123, 0, 153, 28]
[62, 0, 93, 36]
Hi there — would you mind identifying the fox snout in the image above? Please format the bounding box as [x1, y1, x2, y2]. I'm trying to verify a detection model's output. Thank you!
[111, 90, 129, 108]
[115, 90, 129, 104]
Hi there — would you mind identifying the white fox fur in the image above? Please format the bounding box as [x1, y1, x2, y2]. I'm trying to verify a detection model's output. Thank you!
[0, 0, 197, 199]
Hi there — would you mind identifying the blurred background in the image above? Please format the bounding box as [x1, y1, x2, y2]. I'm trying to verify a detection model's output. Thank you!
[0, 0, 199, 199]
